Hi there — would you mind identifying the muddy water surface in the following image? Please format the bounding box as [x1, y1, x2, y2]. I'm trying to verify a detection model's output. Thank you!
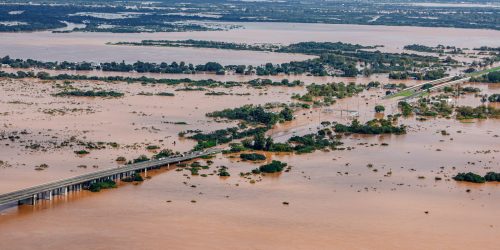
[0, 22, 499, 65]
[0, 75, 499, 249]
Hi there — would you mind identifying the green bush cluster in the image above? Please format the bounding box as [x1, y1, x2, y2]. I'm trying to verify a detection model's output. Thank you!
[334, 119, 406, 135]
[240, 153, 266, 161]
[121, 173, 144, 182]
[88, 180, 117, 192]
[258, 161, 287, 173]
[453, 172, 500, 183]
[54, 90, 124, 97]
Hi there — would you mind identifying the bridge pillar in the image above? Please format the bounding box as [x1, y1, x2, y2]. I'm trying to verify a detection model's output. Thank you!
[144, 168, 147, 177]
[49, 190, 53, 200]
[63, 187, 68, 196]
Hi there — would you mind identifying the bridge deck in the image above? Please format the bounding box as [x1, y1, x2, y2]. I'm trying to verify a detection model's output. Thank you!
[0, 148, 221, 206]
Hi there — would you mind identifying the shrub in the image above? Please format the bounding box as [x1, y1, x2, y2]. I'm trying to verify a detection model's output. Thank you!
[453, 172, 485, 183]
[484, 172, 500, 182]
[121, 173, 144, 182]
[259, 161, 287, 173]
[74, 150, 90, 155]
[240, 153, 266, 161]
[374, 105, 385, 113]
[88, 180, 117, 192]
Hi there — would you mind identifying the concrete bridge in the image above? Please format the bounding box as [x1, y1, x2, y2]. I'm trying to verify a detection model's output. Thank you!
[386, 65, 500, 101]
[401, 75, 457, 92]
[0, 148, 222, 208]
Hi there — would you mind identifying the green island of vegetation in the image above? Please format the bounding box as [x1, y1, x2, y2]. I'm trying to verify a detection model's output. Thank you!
[87, 180, 117, 192]
[453, 172, 500, 183]
[207, 105, 294, 127]
[54, 90, 124, 97]
[240, 153, 266, 161]
[292, 82, 364, 106]
[257, 161, 288, 174]
[455, 106, 500, 120]
[334, 119, 407, 135]
[121, 173, 144, 183]
[488, 94, 500, 102]
[113, 40, 377, 54]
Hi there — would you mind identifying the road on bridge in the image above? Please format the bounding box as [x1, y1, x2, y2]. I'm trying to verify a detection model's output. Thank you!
[0, 148, 222, 208]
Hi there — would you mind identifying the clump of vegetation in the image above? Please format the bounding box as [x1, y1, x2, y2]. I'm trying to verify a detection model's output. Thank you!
[374, 105, 385, 113]
[484, 172, 500, 182]
[34, 163, 49, 171]
[207, 104, 293, 126]
[240, 127, 341, 154]
[153, 149, 174, 159]
[146, 145, 160, 150]
[288, 129, 342, 153]
[115, 156, 126, 162]
[74, 150, 90, 155]
[218, 166, 230, 177]
[390, 69, 448, 81]
[459, 86, 480, 93]
[175, 87, 206, 91]
[189, 167, 199, 175]
[452, 171, 500, 183]
[488, 94, 500, 102]
[156, 92, 175, 96]
[55, 90, 124, 97]
[292, 82, 363, 105]
[190, 126, 268, 150]
[224, 143, 247, 153]
[258, 161, 287, 173]
[398, 101, 413, 116]
[413, 98, 453, 117]
[121, 173, 144, 182]
[334, 119, 406, 135]
[88, 180, 117, 192]
[455, 106, 500, 119]
[453, 172, 489, 183]
[404, 44, 444, 53]
[240, 153, 266, 161]
[130, 155, 150, 164]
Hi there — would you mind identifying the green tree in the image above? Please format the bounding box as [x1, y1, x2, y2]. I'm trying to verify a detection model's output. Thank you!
[374, 105, 385, 113]
[253, 133, 266, 150]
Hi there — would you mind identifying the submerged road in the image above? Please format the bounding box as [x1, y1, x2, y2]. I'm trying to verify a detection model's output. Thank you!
[0, 148, 222, 208]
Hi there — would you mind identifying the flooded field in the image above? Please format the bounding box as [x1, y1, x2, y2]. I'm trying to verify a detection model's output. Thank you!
[0, 73, 499, 249]
[0, 21, 499, 250]
[0, 22, 499, 64]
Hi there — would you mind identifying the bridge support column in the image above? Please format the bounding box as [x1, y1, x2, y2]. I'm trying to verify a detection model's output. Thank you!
[144, 168, 147, 177]
[63, 187, 68, 196]
[48, 190, 53, 200]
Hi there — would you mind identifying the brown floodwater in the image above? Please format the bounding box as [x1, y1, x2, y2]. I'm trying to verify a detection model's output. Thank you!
[0, 22, 499, 65]
[0, 73, 499, 249]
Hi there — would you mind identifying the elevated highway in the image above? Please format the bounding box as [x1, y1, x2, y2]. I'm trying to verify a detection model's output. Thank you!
[0, 148, 222, 208]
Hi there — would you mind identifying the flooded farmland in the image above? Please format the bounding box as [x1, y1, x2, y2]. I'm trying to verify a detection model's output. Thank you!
[0, 22, 499, 64]
[0, 21, 499, 250]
